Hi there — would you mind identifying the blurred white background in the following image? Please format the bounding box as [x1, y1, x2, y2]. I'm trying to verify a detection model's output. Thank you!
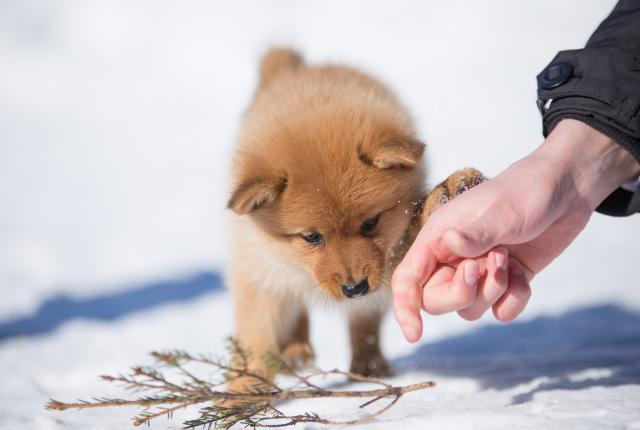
[2, 0, 636, 318]
[3, 1, 640, 429]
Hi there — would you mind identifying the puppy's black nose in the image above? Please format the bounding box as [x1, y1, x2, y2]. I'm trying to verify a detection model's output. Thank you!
[342, 278, 369, 298]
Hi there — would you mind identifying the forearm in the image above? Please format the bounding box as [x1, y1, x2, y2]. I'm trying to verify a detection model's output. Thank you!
[536, 1, 640, 215]
[534, 119, 640, 212]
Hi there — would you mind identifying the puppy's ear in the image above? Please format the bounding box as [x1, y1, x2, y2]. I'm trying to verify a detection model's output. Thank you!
[228, 177, 287, 214]
[259, 48, 304, 89]
[361, 135, 425, 169]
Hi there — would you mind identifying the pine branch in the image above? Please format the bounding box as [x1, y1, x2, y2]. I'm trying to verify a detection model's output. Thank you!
[46, 341, 435, 428]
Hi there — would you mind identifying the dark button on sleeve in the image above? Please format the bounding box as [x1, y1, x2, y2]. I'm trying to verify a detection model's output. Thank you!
[537, 62, 574, 90]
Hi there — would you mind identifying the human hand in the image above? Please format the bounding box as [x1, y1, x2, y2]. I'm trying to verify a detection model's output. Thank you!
[392, 119, 640, 342]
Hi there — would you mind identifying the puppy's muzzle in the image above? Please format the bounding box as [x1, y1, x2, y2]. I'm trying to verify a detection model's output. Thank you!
[341, 278, 369, 298]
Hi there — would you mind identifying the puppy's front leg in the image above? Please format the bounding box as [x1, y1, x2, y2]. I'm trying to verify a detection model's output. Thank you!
[392, 167, 487, 264]
[280, 309, 315, 371]
[230, 284, 309, 393]
[348, 309, 392, 377]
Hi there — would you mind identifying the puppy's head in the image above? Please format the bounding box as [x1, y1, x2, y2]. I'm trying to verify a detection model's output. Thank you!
[229, 107, 425, 302]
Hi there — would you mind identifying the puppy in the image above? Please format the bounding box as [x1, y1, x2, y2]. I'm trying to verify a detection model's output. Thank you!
[227, 48, 483, 390]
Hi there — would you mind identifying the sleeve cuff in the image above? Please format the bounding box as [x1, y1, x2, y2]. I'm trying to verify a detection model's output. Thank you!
[536, 47, 640, 216]
[596, 187, 640, 217]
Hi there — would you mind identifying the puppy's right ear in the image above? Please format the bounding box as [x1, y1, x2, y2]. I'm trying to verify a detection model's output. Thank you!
[227, 177, 287, 214]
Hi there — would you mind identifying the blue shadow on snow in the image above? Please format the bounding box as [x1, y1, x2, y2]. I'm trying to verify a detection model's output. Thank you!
[393, 304, 640, 404]
[0, 271, 223, 341]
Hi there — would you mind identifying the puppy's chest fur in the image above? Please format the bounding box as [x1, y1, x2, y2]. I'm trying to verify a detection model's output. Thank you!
[228, 214, 315, 297]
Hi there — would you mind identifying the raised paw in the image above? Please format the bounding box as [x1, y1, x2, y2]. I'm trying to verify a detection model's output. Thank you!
[421, 167, 486, 222]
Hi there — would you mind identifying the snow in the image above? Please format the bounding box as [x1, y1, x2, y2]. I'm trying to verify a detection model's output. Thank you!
[1, 0, 639, 428]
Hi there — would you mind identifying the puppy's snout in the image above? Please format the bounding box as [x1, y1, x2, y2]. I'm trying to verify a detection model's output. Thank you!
[341, 278, 369, 298]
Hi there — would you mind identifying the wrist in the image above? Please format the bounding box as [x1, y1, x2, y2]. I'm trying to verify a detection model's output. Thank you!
[535, 119, 640, 211]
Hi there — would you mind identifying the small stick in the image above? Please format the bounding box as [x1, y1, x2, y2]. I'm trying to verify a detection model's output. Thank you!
[46, 344, 436, 428]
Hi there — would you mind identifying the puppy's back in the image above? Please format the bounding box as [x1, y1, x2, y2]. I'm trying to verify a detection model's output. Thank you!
[239, 49, 415, 158]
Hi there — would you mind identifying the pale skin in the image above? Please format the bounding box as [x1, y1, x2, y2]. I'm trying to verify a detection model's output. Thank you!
[392, 119, 640, 343]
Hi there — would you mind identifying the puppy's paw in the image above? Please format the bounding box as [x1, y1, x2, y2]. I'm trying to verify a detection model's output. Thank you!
[442, 167, 486, 197]
[218, 374, 272, 409]
[280, 341, 315, 371]
[422, 167, 486, 222]
[350, 353, 393, 378]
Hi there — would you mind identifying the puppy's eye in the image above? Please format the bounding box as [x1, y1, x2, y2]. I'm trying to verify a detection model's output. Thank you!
[361, 215, 380, 235]
[301, 231, 324, 246]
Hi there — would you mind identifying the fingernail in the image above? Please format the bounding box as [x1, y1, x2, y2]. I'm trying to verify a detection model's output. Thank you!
[495, 252, 508, 271]
[464, 261, 479, 287]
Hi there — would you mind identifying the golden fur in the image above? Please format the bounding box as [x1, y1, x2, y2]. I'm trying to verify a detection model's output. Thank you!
[226, 48, 483, 389]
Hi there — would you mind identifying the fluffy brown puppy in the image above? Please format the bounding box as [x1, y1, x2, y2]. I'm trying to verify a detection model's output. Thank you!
[227, 48, 483, 390]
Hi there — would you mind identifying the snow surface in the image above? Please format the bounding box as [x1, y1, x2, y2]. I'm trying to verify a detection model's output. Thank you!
[1, 0, 640, 428]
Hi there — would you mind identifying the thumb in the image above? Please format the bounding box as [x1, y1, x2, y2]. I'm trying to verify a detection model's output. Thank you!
[438, 199, 526, 258]
[442, 226, 497, 258]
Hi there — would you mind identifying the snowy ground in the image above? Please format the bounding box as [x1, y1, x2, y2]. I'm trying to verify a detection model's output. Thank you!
[2, 0, 640, 428]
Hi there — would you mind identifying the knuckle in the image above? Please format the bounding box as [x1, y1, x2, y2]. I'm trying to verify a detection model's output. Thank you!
[458, 308, 483, 321]
[522, 284, 532, 299]
[391, 267, 415, 288]
[496, 282, 509, 294]
[514, 282, 532, 302]
[454, 286, 476, 308]
[423, 303, 444, 316]
[489, 272, 509, 293]
[494, 280, 509, 295]
[492, 307, 515, 323]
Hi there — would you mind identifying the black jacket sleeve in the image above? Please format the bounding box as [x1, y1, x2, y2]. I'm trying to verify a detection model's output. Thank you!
[536, 0, 640, 216]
